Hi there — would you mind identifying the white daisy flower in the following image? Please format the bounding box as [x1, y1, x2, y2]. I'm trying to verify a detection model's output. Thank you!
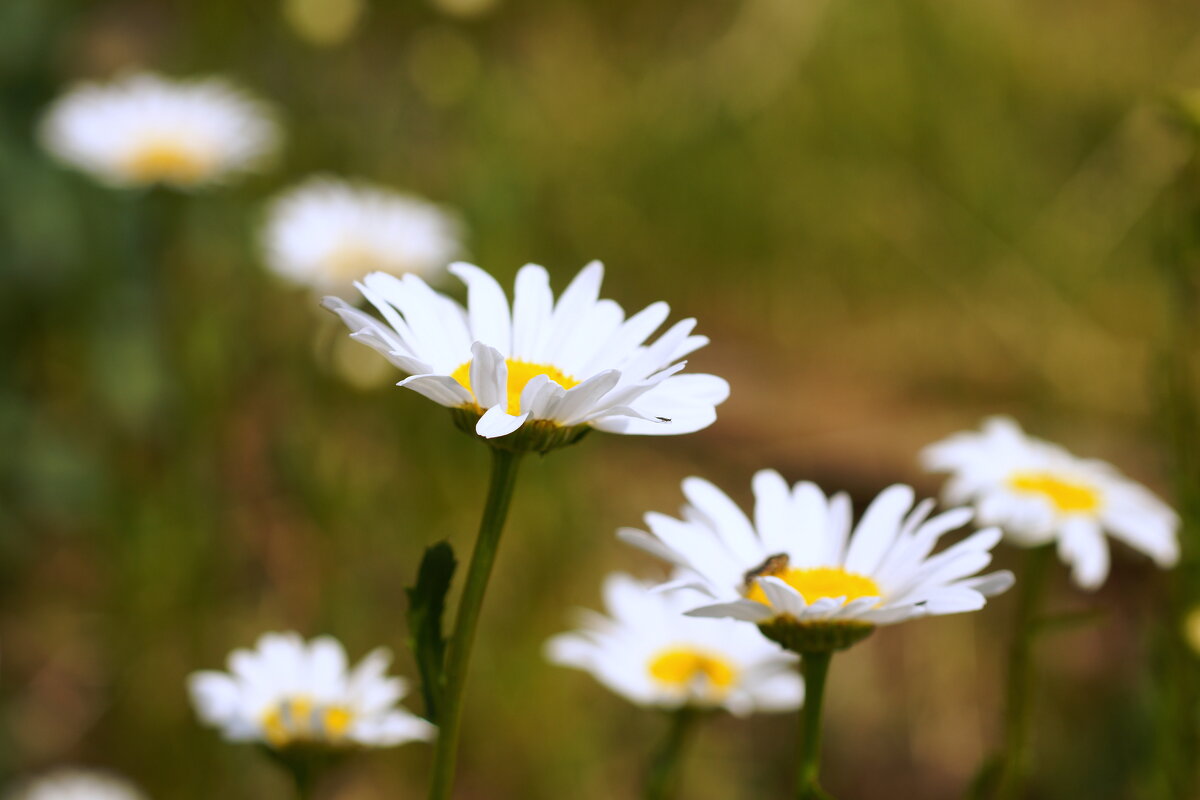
[921, 416, 1179, 590]
[263, 176, 462, 293]
[620, 472, 1014, 651]
[321, 261, 730, 448]
[546, 573, 803, 715]
[10, 770, 147, 800]
[39, 72, 279, 189]
[188, 632, 434, 751]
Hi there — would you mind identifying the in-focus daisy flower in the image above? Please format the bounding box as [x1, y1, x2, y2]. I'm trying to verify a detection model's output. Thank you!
[921, 416, 1179, 589]
[39, 72, 279, 189]
[322, 261, 730, 451]
[188, 632, 434, 751]
[621, 472, 1013, 652]
[264, 176, 462, 293]
[10, 770, 147, 800]
[546, 573, 803, 715]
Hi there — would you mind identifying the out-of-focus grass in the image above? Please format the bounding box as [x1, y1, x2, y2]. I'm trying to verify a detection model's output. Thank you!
[3, 0, 1199, 798]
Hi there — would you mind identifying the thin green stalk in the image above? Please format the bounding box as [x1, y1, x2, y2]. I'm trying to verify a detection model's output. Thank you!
[796, 651, 835, 800]
[291, 764, 317, 800]
[643, 707, 702, 800]
[428, 447, 523, 800]
[1150, 149, 1200, 800]
[992, 544, 1055, 800]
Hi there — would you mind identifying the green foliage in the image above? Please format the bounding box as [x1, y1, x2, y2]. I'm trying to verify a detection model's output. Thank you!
[406, 541, 457, 724]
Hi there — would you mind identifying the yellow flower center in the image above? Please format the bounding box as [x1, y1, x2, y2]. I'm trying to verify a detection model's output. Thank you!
[745, 566, 882, 607]
[260, 696, 356, 748]
[648, 647, 738, 693]
[451, 359, 580, 414]
[325, 241, 387, 282]
[124, 140, 212, 185]
[1008, 471, 1100, 513]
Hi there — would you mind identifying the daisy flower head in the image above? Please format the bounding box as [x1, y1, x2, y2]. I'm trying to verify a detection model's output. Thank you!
[620, 472, 1014, 654]
[9, 770, 147, 800]
[39, 71, 279, 189]
[188, 632, 434, 752]
[263, 176, 462, 293]
[921, 416, 1179, 590]
[321, 261, 730, 453]
[545, 573, 803, 715]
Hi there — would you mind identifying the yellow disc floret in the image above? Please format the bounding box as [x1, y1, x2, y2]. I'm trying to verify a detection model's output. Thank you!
[648, 647, 738, 695]
[325, 241, 387, 282]
[746, 566, 882, 607]
[260, 696, 357, 749]
[451, 358, 580, 414]
[1008, 471, 1101, 513]
[124, 140, 213, 185]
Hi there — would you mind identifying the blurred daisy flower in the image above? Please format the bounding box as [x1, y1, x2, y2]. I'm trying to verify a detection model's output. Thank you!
[621, 472, 1013, 653]
[188, 632, 434, 751]
[10, 770, 147, 800]
[922, 416, 1179, 589]
[39, 72, 279, 189]
[1184, 606, 1200, 657]
[322, 261, 730, 450]
[264, 176, 462, 294]
[546, 573, 803, 715]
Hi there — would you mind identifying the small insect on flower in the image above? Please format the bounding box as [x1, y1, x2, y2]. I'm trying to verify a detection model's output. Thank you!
[263, 176, 462, 293]
[322, 261, 730, 451]
[9, 769, 147, 800]
[922, 416, 1179, 589]
[188, 632, 434, 752]
[545, 573, 803, 714]
[39, 72, 280, 190]
[621, 472, 1013, 653]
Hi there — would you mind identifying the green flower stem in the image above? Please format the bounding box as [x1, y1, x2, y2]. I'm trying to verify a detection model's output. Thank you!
[993, 543, 1055, 800]
[290, 764, 317, 800]
[643, 707, 702, 800]
[266, 747, 341, 800]
[428, 447, 523, 800]
[796, 651, 835, 800]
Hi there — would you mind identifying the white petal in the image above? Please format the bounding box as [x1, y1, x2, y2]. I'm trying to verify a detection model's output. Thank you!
[752, 469, 795, 557]
[307, 636, 349, 698]
[685, 600, 773, 622]
[475, 404, 529, 438]
[682, 477, 763, 566]
[959, 570, 1015, 597]
[188, 672, 241, 723]
[353, 711, 436, 745]
[788, 482, 831, 567]
[583, 301, 670, 374]
[554, 369, 621, 424]
[1104, 505, 1180, 568]
[397, 374, 473, 407]
[547, 261, 604, 358]
[919, 586, 987, 615]
[616, 527, 686, 566]
[468, 341, 507, 409]
[511, 264, 553, 360]
[756, 576, 806, 616]
[450, 262, 512, 354]
[843, 484, 914, 575]
[1058, 517, 1110, 590]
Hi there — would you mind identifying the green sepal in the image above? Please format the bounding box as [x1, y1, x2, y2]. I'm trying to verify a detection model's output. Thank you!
[450, 407, 591, 455]
[260, 743, 346, 798]
[406, 541, 457, 724]
[758, 617, 875, 654]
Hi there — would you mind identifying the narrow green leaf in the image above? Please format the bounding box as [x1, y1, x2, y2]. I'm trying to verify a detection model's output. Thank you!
[406, 541, 456, 725]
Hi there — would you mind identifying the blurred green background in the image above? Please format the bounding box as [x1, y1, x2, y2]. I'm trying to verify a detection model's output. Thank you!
[3, 0, 1200, 798]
